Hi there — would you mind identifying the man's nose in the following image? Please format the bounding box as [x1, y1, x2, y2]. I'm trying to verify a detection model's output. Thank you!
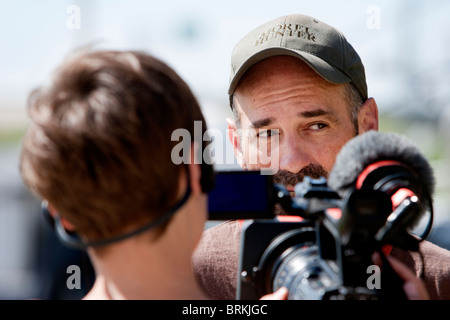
[278, 136, 310, 173]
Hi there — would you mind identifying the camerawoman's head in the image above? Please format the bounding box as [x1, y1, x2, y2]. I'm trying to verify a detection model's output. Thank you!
[19, 49, 215, 298]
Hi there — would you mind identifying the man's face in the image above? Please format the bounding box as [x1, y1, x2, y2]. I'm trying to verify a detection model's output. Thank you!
[228, 56, 378, 191]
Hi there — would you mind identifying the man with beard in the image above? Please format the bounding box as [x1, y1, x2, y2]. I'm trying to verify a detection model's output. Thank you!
[192, 14, 450, 300]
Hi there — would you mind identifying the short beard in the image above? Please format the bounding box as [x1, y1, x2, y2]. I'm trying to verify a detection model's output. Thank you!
[272, 164, 328, 187]
[272, 164, 328, 216]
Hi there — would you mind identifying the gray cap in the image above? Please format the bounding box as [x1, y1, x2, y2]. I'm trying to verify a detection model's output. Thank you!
[228, 14, 367, 102]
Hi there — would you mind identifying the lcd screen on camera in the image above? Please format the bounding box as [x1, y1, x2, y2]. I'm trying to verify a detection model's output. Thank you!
[207, 170, 275, 220]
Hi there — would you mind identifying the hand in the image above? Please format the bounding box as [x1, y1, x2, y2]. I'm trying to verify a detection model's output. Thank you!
[260, 287, 288, 300]
[372, 252, 429, 300]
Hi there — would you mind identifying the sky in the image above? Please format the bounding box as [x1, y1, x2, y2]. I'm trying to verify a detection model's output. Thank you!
[1, 0, 450, 129]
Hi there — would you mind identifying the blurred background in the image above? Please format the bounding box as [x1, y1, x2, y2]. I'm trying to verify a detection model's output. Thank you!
[0, 0, 449, 299]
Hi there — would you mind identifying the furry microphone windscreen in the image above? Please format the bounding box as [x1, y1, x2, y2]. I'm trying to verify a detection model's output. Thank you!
[327, 130, 435, 198]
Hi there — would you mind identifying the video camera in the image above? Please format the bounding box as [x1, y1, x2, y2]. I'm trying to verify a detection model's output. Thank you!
[207, 132, 434, 300]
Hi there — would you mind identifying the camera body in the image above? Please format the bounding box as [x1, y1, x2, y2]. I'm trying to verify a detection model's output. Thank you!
[208, 170, 429, 300]
[237, 177, 404, 300]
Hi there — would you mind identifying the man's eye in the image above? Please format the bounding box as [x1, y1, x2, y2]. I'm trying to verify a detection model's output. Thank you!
[309, 123, 328, 130]
[257, 129, 279, 138]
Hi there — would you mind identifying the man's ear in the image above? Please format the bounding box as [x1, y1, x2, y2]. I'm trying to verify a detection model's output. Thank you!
[46, 202, 77, 232]
[358, 97, 379, 133]
[226, 117, 246, 169]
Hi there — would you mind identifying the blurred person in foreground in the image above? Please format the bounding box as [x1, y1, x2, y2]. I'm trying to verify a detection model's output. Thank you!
[192, 13, 450, 300]
[19, 49, 287, 300]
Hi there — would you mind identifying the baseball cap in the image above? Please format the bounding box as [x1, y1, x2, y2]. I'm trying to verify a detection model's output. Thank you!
[228, 14, 368, 102]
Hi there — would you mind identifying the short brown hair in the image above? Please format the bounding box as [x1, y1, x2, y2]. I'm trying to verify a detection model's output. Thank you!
[20, 50, 211, 241]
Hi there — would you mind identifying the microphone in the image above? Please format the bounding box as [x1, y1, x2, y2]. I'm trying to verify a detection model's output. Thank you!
[327, 130, 435, 247]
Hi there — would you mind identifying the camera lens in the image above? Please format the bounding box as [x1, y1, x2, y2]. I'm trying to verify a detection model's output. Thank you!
[257, 227, 340, 300]
[273, 244, 319, 298]
[273, 244, 340, 299]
